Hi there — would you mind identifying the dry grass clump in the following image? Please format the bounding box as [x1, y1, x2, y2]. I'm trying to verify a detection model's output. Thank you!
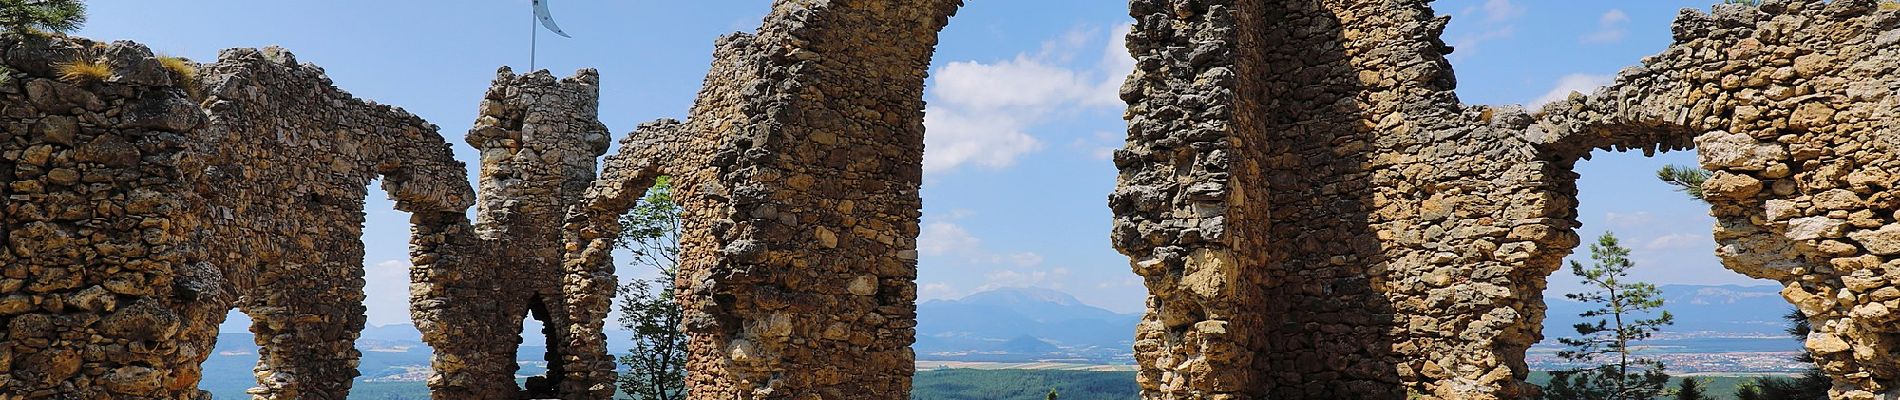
[1883, 1, 1900, 11]
[157, 55, 202, 100]
[55, 58, 108, 83]
[157, 56, 192, 77]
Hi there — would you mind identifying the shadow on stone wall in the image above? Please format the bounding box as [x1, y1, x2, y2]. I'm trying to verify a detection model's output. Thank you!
[1249, 0, 1401, 397]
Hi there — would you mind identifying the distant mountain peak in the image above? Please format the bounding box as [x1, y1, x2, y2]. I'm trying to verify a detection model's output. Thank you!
[957, 287, 1083, 307]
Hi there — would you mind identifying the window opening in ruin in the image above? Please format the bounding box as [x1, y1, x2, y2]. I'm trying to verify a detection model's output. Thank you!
[611, 175, 687, 399]
[1531, 150, 1793, 385]
[197, 309, 261, 396]
[187, 182, 438, 398]
[1422, 1, 1809, 390]
[520, 296, 565, 398]
[355, 180, 437, 388]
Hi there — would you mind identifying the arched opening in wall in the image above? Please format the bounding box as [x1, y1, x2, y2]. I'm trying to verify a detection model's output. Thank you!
[187, 179, 438, 398]
[350, 180, 436, 394]
[1527, 149, 1802, 392]
[518, 296, 566, 397]
[1426, 1, 1813, 395]
[606, 174, 686, 400]
[197, 309, 261, 398]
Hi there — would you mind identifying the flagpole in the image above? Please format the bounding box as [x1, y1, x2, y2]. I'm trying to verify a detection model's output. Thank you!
[530, 1, 538, 72]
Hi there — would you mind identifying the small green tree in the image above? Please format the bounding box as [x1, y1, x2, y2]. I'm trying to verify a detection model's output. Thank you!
[1677, 378, 1708, 400]
[615, 177, 688, 400]
[0, 0, 83, 34]
[1046, 388, 1059, 400]
[1541, 232, 1674, 400]
[1656, 164, 1711, 202]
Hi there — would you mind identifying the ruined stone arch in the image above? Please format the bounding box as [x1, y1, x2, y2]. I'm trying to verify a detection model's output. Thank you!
[555, 1, 1894, 399]
[557, 119, 685, 399]
[1528, 3, 1900, 397]
[186, 46, 475, 400]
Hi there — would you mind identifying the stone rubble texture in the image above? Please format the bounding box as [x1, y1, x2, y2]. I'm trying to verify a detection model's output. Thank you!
[1535, 2, 1900, 398]
[0, 36, 214, 400]
[191, 46, 474, 400]
[1115, 0, 1900, 399]
[2, 0, 1899, 399]
[411, 67, 611, 400]
[572, 1, 961, 398]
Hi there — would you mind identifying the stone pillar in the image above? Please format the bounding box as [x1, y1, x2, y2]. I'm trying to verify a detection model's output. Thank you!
[563, 120, 688, 400]
[568, 1, 962, 398]
[455, 67, 610, 399]
[1112, 0, 1266, 397]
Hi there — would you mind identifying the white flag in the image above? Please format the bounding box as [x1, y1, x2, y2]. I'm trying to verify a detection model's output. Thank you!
[532, 0, 572, 38]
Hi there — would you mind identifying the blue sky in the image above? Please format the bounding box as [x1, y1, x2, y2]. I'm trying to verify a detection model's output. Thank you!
[75, 0, 1765, 324]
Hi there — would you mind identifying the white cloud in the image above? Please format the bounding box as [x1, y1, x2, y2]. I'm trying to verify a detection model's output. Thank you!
[918, 221, 1045, 267]
[923, 24, 1133, 173]
[1449, 24, 1514, 60]
[923, 109, 1043, 172]
[919, 221, 983, 257]
[1002, 252, 1045, 267]
[1068, 130, 1123, 161]
[940, 208, 977, 220]
[1093, 25, 1136, 108]
[1580, 9, 1629, 44]
[1530, 73, 1613, 108]
[932, 57, 1101, 110]
[916, 218, 1062, 302]
[363, 259, 412, 326]
[1645, 233, 1711, 251]
[919, 282, 963, 301]
[1477, 0, 1526, 22]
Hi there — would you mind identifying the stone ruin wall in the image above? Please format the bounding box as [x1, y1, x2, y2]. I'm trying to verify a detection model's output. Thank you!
[1117, 0, 1900, 399]
[0, 36, 214, 399]
[570, 1, 962, 398]
[0, 33, 613, 399]
[190, 46, 474, 400]
[1116, 0, 1569, 397]
[414, 67, 610, 400]
[1534, 2, 1900, 397]
[2, 0, 1899, 400]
